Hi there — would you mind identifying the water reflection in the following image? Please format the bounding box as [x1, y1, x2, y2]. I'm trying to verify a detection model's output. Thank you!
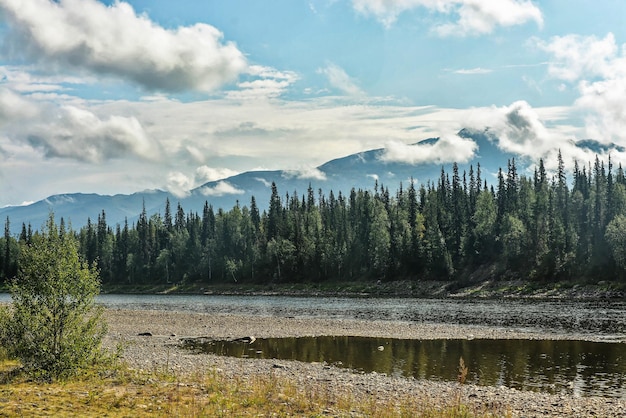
[184, 336, 626, 398]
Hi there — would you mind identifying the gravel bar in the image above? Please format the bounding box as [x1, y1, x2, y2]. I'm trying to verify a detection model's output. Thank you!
[104, 309, 626, 417]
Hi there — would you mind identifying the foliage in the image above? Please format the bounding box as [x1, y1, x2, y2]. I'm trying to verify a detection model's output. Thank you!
[0, 214, 106, 381]
[2, 155, 626, 287]
[605, 214, 626, 276]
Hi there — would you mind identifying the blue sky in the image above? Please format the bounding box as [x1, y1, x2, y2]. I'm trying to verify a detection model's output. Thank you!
[1, 0, 626, 206]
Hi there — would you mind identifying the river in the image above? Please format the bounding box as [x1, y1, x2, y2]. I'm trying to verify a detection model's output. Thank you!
[2, 293, 626, 338]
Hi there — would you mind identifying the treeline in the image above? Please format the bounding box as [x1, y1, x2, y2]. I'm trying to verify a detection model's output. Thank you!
[2, 153, 626, 286]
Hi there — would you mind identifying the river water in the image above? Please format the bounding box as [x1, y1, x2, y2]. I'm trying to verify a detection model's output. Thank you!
[2, 293, 626, 397]
[185, 336, 626, 398]
[97, 294, 626, 337]
[2, 293, 626, 336]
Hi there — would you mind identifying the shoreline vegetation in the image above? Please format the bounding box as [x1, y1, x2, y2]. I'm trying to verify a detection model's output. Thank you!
[2, 278, 625, 301]
[94, 278, 626, 300]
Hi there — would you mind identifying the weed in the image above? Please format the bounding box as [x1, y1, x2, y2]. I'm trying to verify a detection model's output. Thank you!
[458, 356, 468, 385]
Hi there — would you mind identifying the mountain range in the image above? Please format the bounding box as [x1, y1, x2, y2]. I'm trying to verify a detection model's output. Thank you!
[0, 129, 612, 234]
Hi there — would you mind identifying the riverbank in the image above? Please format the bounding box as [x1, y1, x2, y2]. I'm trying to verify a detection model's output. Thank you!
[99, 278, 626, 300]
[104, 309, 626, 417]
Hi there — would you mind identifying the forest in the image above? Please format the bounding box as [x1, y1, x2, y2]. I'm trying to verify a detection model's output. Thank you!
[1, 153, 626, 287]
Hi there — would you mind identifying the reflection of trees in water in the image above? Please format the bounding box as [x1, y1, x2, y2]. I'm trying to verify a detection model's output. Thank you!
[188, 336, 626, 397]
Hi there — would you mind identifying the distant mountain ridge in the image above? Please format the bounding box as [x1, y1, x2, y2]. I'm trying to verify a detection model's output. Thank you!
[0, 129, 608, 234]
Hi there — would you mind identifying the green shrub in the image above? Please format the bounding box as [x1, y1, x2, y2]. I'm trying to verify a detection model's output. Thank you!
[0, 214, 106, 381]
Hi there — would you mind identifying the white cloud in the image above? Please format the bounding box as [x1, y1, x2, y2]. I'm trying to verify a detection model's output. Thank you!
[380, 133, 477, 164]
[576, 78, 626, 143]
[352, 0, 543, 35]
[283, 166, 327, 181]
[454, 67, 492, 75]
[0, 87, 160, 162]
[0, 88, 40, 122]
[460, 100, 568, 160]
[200, 181, 245, 197]
[537, 32, 626, 148]
[195, 166, 239, 183]
[488, 100, 556, 157]
[535, 33, 619, 82]
[460, 100, 602, 171]
[0, 79, 583, 207]
[434, 0, 543, 37]
[254, 177, 272, 188]
[317, 63, 364, 96]
[0, 0, 247, 92]
[95, 93, 578, 174]
[166, 171, 194, 198]
[0, 66, 91, 93]
[226, 65, 299, 101]
[30, 106, 158, 162]
[167, 166, 241, 197]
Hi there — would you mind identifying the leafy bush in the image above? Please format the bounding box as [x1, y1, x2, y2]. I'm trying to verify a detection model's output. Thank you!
[0, 214, 106, 381]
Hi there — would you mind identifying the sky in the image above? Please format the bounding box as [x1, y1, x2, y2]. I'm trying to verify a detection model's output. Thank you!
[1, 0, 626, 207]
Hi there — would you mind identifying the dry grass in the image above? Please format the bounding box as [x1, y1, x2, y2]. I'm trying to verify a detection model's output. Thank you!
[0, 356, 509, 417]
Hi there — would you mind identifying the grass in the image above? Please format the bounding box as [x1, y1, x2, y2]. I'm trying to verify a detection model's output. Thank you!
[0, 353, 510, 417]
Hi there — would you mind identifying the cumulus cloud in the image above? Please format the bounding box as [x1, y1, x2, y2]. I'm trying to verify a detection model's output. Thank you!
[461, 100, 602, 170]
[200, 181, 245, 197]
[492, 101, 553, 156]
[0, 88, 40, 122]
[535, 33, 619, 82]
[537, 32, 626, 147]
[0, 0, 247, 92]
[0, 87, 159, 162]
[463, 100, 561, 159]
[577, 78, 626, 144]
[380, 133, 477, 164]
[352, 0, 543, 35]
[317, 63, 364, 96]
[28, 106, 158, 162]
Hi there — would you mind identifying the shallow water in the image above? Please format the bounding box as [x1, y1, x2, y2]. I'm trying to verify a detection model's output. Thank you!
[99, 294, 626, 337]
[1, 293, 626, 337]
[184, 336, 626, 398]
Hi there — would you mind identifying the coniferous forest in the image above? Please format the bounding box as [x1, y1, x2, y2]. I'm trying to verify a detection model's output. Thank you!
[2, 154, 626, 287]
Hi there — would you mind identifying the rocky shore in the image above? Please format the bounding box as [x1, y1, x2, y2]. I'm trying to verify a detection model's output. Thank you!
[104, 309, 626, 417]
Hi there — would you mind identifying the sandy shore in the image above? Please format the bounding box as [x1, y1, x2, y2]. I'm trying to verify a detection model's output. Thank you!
[103, 309, 626, 417]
